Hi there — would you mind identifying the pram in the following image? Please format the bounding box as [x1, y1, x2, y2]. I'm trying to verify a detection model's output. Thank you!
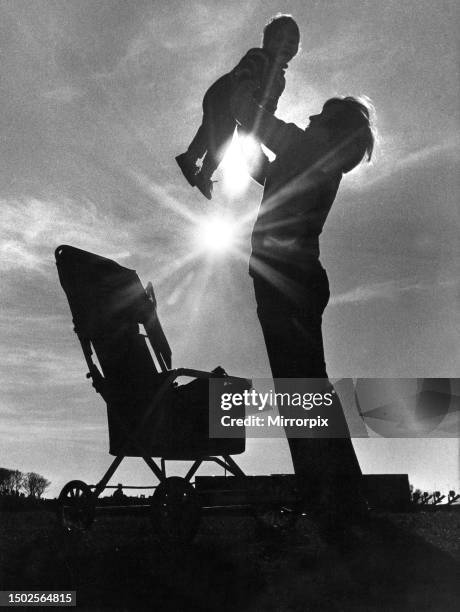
[55, 245, 252, 541]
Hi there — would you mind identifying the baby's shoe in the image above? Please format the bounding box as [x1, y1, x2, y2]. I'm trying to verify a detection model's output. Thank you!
[194, 171, 213, 200]
[175, 152, 198, 187]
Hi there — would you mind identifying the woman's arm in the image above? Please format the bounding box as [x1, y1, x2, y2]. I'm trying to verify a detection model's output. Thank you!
[236, 126, 270, 185]
[230, 81, 303, 154]
[247, 145, 270, 185]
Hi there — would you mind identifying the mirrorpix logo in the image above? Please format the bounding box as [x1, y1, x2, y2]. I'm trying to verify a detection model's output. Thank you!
[353, 378, 459, 437]
[219, 386, 332, 428]
[212, 381, 337, 437]
[209, 377, 459, 439]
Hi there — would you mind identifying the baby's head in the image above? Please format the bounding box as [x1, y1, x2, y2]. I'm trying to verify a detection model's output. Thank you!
[262, 14, 300, 64]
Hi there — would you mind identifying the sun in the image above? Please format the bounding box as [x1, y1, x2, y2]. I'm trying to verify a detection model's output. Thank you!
[194, 215, 239, 254]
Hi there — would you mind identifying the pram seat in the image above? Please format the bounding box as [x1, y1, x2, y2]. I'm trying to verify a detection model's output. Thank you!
[55, 244, 247, 460]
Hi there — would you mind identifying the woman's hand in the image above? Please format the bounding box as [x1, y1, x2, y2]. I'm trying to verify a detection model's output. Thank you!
[231, 80, 290, 155]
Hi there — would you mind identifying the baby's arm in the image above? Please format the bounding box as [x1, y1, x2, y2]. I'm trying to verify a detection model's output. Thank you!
[232, 49, 270, 85]
[233, 50, 286, 114]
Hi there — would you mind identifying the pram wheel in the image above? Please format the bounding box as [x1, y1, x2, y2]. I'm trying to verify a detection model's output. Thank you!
[150, 477, 201, 543]
[57, 480, 95, 531]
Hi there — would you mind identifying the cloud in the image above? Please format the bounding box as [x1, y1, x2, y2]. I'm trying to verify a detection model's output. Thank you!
[1, 420, 106, 446]
[0, 196, 132, 273]
[300, 23, 376, 67]
[349, 139, 460, 191]
[331, 277, 459, 305]
[0, 346, 84, 392]
[42, 86, 83, 103]
[124, 1, 256, 56]
[322, 144, 459, 290]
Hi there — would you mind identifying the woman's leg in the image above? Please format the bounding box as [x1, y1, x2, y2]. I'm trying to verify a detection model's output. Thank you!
[253, 272, 365, 518]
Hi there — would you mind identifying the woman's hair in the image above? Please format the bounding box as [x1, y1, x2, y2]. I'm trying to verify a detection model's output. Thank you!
[323, 96, 376, 173]
[262, 14, 300, 47]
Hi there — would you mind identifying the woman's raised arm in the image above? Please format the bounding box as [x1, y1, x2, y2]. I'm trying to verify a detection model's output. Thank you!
[230, 81, 303, 155]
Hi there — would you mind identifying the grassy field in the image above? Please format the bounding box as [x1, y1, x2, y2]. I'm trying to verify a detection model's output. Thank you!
[0, 508, 459, 611]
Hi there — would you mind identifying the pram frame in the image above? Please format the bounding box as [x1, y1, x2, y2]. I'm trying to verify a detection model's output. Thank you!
[55, 244, 248, 538]
[88, 367, 245, 498]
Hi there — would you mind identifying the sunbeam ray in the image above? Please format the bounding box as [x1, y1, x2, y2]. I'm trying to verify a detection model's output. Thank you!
[154, 250, 201, 286]
[130, 172, 200, 224]
[236, 136, 360, 229]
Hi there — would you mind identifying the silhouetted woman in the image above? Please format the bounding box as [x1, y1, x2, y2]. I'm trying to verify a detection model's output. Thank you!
[231, 83, 375, 536]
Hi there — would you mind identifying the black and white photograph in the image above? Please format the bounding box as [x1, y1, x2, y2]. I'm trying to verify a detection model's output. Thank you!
[0, 1, 459, 610]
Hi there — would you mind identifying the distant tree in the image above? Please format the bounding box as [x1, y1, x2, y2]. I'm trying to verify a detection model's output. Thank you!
[432, 491, 445, 505]
[9, 470, 24, 496]
[447, 490, 460, 505]
[420, 491, 432, 505]
[22, 472, 51, 499]
[0, 468, 14, 495]
[410, 486, 422, 505]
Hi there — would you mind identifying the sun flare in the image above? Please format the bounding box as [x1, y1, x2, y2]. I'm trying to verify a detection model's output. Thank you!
[220, 132, 260, 197]
[194, 215, 239, 254]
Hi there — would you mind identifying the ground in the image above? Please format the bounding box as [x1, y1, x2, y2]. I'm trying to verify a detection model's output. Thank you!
[0, 509, 459, 611]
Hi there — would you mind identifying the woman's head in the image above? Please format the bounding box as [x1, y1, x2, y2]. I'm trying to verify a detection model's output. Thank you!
[262, 14, 300, 63]
[309, 96, 376, 173]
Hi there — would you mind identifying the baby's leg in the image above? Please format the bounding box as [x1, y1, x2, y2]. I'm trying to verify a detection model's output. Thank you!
[186, 123, 207, 162]
[200, 74, 236, 179]
[176, 89, 214, 187]
[178, 74, 235, 199]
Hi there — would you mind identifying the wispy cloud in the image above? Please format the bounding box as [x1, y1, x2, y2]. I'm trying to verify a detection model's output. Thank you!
[353, 139, 460, 191]
[1, 420, 106, 445]
[0, 196, 131, 272]
[0, 346, 84, 391]
[125, 1, 255, 56]
[331, 277, 459, 305]
[301, 23, 377, 67]
[42, 86, 83, 103]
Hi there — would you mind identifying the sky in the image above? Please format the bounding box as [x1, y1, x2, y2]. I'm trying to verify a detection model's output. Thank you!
[0, 0, 458, 498]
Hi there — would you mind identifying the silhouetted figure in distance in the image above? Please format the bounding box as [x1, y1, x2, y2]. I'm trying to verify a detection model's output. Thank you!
[113, 483, 125, 502]
[176, 14, 300, 199]
[231, 81, 376, 539]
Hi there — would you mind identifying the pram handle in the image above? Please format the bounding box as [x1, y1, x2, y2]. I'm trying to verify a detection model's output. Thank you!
[175, 368, 251, 387]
